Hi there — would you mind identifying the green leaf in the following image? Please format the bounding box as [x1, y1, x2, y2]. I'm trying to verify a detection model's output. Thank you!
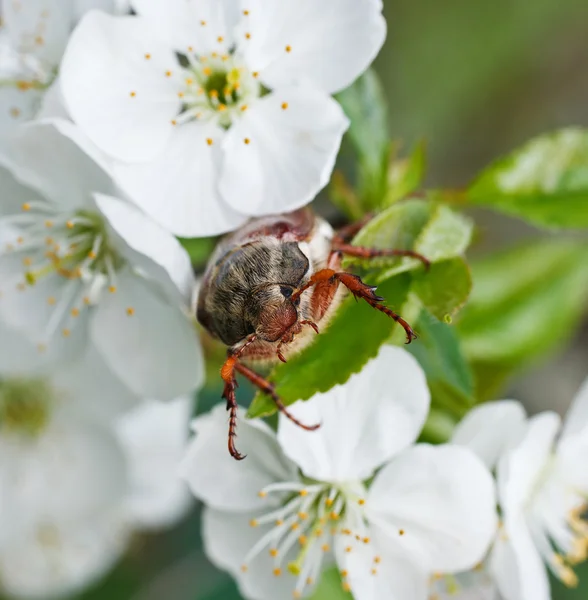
[468, 128, 588, 228]
[457, 240, 588, 395]
[336, 69, 390, 209]
[178, 236, 216, 266]
[386, 141, 427, 205]
[247, 274, 412, 419]
[412, 258, 472, 320]
[345, 200, 473, 281]
[408, 311, 475, 420]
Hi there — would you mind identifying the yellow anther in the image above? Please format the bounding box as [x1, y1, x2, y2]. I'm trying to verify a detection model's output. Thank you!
[358, 499, 365, 506]
[253, 71, 259, 78]
[281, 102, 288, 110]
[276, 519, 284, 526]
[258, 490, 267, 498]
[185, 77, 194, 85]
[293, 592, 301, 599]
[83, 297, 91, 305]
[299, 489, 308, 497]
[243, 9, 250, 15]
[330, 512, 339, 521]
[35, 35, 44, 45]
[200, 20, 206, 26]
[177, 92, 184, 98]
[37, 343, 47, 353]
[45, 220, 53, 228]
[144, 53, 151, 60]
[244, 138, 251, 145]
[22, 257, 32, 266]
[62, 328, 71, 337]
[130, 91, 136, 97]
[371, 568, 378, 575]
[108, 286, 117, 293]
[17, 237, 24, 244]
[291, 523, 299, 531]
[249, 519, 258, 528]
[241, 104, 248, 111]
[203, 67, 212, 76]
[269, 548, 279, 557]
[10, 107, 21, 118]
[399, 529, 405, 536]
[88, 251, 97, 259]
[47, 297, 56, 305]
[171, 120, 177, 126]
[241, 565, 248, 572]
[298, 535, 307, 546]
[66, 221, 74, 229]
[306, 577, 313, 586]
[245, 32, 251, 39]
[363, 537, 370, 544]
[22, 203, 31, 211]
[217, 36, 224, 43]
[325, 498, 334, 507]
[315, 528, 323, 537]
[71, 308, 80, 317]
[345, 546, 352, 553]
[126, 307, 135, 316]
[188, 46, 194, 52]
[341, 529, 352, 536]
[342, 582, 351, 593]
[321, 544, 330, 552]
[285, 45, 292, 52]
[273, 568, 282, 577]
[206, 138, 213, 146]
[298, 512, 308, 520]
[218, 104, 227, 111]
[341, 570, 348, 578]
[166, 70, 172, 77]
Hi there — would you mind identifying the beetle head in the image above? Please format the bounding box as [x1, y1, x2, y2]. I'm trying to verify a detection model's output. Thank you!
[245, 284, 299, 342]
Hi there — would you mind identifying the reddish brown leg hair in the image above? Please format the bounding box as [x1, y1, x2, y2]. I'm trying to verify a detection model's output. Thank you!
[292, 269, 417, 344]
[220, 335, 320, 460]
[332, 242, 430, 269]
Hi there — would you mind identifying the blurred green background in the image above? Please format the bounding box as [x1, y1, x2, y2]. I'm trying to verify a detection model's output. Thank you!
[66, 1, 588, 599]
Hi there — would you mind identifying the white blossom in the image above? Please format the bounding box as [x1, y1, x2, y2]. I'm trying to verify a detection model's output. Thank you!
[0, 119, 203, 400]
[0, 0, 127, 147]
[180, 346, 497, 600]
[0, 320, 193, 599]
[428, 569, 500, 600]
[452, 382, 588, 600]
[59, 0, 387, 236]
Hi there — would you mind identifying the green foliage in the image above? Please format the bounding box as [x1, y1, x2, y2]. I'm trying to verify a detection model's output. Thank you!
[248, 201, 474, 419]
[457, 240, 588, 398]
[178, 236, 217, 267]
[468, 129, 588, 228]
[408, 311, 475, 421]
[386, 141, 427, 206]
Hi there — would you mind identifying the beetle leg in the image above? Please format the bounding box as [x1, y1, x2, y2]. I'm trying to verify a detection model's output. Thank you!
[332, 242, 430, 270]
[333, 214, 373, 244]
[234, 362, 321, 432]
[292, 269, 417, 344]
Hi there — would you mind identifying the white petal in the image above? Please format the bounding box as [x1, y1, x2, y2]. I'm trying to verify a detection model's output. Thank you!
[0, 318, 51, 375]
[220, 87, 348, 216]
[490, 519, 550, 600]
[496, 412, 560, 517]
[179, 404, 298, 512]
[240, 0, 386, 94]
[115, 396, 194, 529]
[203, 507, 301, 600]
[131, 0, 239, 54]
[51, 343, 141, 423]
[112, 122, 247, 237]
[91, 267, 204, 400]
[0, 409, 127, 529]
[367, 444, 498, 573]
[560, 375, 588, 440]
[0, 87, 43, 149]
[335, 526, 428, 600]
[2, 0, 73, 65]
[36, 78, 70, 120]
[74, 0, 120, 20]
[7, 119, 115, 211]
[277, 346, 430, 482]
[0, 156, 46, 216]
[61, 12, 180, 162]
[0, 512, 128, 600]
[429, 568, 500, 600]
[451, 401, 527, 470]
[94, 193, 196, 301]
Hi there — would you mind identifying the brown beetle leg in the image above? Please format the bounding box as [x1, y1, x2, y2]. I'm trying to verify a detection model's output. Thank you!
[292, 269, 417, 344]
[333, 215, 373, 244]
[220, 335, 257, 461]
[234, 362, 321, 432]
[331, 242, 431, 270]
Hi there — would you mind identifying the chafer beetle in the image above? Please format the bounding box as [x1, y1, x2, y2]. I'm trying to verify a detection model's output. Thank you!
[197, 208, 429, 460]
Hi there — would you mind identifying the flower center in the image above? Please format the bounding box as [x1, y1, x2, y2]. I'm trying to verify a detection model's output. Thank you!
[1, 203, 125, 347]
[0, 378, 52, 437]
[242, 480, 372, 598]
[175, 52, 259, 128]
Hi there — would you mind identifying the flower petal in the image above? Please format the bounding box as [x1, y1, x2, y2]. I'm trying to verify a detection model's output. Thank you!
[496, 412, 560, 517]
[490, 519, 550, 600]
[240, 0, 386, 94]
[2, 0, 73, 64]
[179, 404, 298, 512]
[451, 401, 527, 470]
[94, 193, 196, 301]
[367, 444, 498, 573]
[131, 0, 239, 54]
[112, 122, 248, 237]
[115, 396, 194, 529]
[91, 267, 204, 400]
[51, 343, 141, 423]
[560, 375, 588, 440]
[0, 87, 43, 150]
[61, 11, 180, 162]
[335, 525, 428, 600]
[0, 156, 46, 216]
[0, 512, 128, 600]
[220, 86, 348, 216]
[277, 346, 430, 482]
[6, 119, 115, 211]
[203, 507, 302, 600]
